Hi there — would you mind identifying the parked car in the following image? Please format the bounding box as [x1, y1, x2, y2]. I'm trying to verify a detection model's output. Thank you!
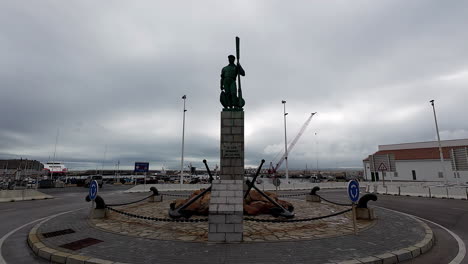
[84, 175, 103, 188]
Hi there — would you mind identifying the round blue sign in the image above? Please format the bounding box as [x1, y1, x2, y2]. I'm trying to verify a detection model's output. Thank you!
[89, 180, 99, 201]
[347, 180, 360, 203]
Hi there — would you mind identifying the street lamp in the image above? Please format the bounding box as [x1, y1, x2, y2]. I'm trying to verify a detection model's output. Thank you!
[430, 100, 447, 184]
[282, 100, 289, 182]
[180, 95, 187, 186]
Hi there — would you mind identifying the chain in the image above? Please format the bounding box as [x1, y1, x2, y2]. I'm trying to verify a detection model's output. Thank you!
[106, 206, 208, 222]
[244, 208, 352, 223]
[106, 194, 154, 207]
[316, 194, 352, 206]
[160, 193, 191, 198]
[278, 192, 309, 198]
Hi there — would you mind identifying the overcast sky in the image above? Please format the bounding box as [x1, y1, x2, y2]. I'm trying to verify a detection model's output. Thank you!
[1, 1, 468, 171]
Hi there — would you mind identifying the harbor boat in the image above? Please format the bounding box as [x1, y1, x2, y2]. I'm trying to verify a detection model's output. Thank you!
[43, 162, 67, 176]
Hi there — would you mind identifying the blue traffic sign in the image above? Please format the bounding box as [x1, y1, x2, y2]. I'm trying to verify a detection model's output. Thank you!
[89, 180, 99, 201]
[347, 180, 360, 203]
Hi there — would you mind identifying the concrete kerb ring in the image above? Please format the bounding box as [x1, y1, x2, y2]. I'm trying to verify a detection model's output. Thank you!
[26, 203, 434, 264]
[26, 208, 121, 264]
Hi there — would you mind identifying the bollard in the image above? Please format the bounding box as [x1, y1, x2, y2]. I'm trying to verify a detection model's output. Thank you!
[356, 194, 377, 220]
[306, 194, 321, 202]
[149, 187, 162, 202]
[149, 195, 163, 203]
[398, 186, 401, 196]
[428, 187, 432, 198]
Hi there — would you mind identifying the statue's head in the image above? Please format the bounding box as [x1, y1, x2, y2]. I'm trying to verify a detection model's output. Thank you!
[228, 55, 235, 64]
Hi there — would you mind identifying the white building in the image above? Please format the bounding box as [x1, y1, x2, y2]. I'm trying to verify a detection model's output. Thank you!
[363, 139, 468, 183]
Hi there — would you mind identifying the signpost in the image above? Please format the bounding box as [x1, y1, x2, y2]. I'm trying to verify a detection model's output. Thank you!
[89, 180, 99, 217]
[377, 162, 387, 186]
[134, 162, 150, 189]
[347, 180, 360, 235]
[273, 177, 281, 194]
[89, 180, 98, 200]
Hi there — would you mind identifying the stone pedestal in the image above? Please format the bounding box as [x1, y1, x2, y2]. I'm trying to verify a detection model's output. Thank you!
[356, 207, 376, 220]
[220, 111, 244, 181]
[208, 180, 244, 242]
[91, 208, 107, 219]
[149, 195, 163, 203]
[208, 111, 245, 242]
[306, 194, 321, 202]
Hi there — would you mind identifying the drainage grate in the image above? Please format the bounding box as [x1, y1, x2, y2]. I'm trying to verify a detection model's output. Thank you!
[60, 238, 103, 251]
[41, 229, 75, 238]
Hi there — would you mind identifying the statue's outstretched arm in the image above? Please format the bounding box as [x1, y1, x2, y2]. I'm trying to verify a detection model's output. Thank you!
[238, 64, 245, 76]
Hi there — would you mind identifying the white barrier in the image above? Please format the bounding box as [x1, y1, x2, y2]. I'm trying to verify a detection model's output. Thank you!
[386, 185, 399, 195]
[400, 186, 430, 197]
[0, 190, 53, 202]
[429, 186, 449, 198]
[448, 187, 468, 199]
[368, 182, 468, 200]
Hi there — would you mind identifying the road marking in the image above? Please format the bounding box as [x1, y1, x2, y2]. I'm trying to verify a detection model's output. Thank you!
[378, 206, 466, 264]
[0, 208, 82, 264]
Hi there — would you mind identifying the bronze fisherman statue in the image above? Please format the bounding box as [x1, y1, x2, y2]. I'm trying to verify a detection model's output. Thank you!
[220, 37, 245, 110]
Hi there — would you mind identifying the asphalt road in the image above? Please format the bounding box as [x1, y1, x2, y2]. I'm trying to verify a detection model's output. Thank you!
[316, 189, 468, 264]
[0, 186, 467, 264]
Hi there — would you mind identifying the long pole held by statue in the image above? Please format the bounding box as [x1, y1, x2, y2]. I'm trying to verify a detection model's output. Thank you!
[236, 36, 243, 105]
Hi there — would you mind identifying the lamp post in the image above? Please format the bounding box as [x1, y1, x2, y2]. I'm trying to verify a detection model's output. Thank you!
[180, 95, 187, 186]
[282, 100, 289, 182]
[315, 132, 319, 174]
[430, 100, 447, 184]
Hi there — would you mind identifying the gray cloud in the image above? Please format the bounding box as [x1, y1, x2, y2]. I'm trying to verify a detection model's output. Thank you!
[1, 0, 467, 171]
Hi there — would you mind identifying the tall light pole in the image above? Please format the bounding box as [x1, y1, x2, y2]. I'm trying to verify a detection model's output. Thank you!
[430, 100, 447, 184]
[282, 100, 289, 182]
[180, 95, 187, 186]
[315, 132, 319, 173]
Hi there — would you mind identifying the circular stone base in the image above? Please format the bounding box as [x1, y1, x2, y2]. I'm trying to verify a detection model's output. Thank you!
[92, 199, 374, 242]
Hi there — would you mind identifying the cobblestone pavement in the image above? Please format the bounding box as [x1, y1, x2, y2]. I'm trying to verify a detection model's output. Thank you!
[93, 199, 373, 242]
[37, 206, 426, 264]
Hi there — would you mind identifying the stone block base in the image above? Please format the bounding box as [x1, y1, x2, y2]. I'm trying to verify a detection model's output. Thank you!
[356, 207, 375, 220]
[208, 180, 244, 242]
[149, 195, 163, 203]
[91, 208, 107, 219]
[306, 194, 321, 202]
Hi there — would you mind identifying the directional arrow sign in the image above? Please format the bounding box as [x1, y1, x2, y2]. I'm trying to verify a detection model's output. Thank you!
[347, 180, 360, 203]
[89, 180, 99, 201]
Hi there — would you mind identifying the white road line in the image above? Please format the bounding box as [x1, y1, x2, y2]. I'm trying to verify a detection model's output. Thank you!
[0, 209, 82, 264]
[378, 206, 466, 264]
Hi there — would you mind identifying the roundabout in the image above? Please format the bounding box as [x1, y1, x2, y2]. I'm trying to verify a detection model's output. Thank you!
[26, 189, 435, 264]
[90, 197, 374, 242]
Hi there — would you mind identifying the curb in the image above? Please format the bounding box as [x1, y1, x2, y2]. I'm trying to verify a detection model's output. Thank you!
[27, 222, 129, 264]
[332, 212, 434, 264]
[27, 211, 433, 264]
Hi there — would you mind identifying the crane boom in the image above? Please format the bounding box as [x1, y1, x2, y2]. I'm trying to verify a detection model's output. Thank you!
[273, 112, 316, 172]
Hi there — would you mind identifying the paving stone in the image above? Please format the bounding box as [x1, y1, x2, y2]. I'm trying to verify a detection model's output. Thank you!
[33, 195, 428, 264]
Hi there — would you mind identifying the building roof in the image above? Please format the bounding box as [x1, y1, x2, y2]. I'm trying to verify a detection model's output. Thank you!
[363, 139, 468, 162]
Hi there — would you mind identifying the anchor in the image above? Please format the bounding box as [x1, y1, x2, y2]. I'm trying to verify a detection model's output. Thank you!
[244, 159, 295, 218]
[168, 159, 213, 218]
